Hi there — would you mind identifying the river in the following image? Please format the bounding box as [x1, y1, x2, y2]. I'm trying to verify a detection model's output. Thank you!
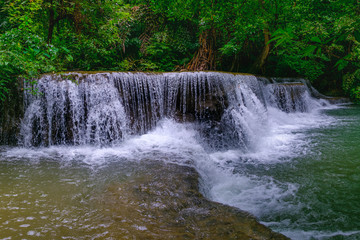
[0, 72, 359, 239]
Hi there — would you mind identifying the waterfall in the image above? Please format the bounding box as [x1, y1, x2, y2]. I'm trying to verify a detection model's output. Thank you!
[20, 72, 328, 148]
[4, 71, 340, 240]
[265, 83, 308, 112]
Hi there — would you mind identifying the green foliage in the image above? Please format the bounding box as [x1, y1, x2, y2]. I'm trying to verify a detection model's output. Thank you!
[0, 0, 134, 100]
[1, 0, 360, 101]
[265, 0, 360, 98]
[343, 70, 360, 102]
[0, 16, 70, 100]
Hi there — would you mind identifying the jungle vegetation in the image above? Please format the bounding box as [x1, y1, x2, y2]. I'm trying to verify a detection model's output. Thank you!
[0, 0, 359, 101]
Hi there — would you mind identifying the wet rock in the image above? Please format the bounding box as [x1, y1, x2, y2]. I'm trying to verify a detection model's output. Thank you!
[268, 83, 307, 113]
[323, 97, 351, 105]
[101, 160, 289, 239]
[0, 79, 23, 145]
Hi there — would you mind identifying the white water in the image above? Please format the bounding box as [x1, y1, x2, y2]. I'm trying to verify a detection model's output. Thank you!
[6, 107, 337, 237]
[6, 72, 344, 239]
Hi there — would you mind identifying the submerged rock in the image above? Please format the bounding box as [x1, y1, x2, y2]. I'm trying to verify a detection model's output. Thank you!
[100, 160, 289, 239]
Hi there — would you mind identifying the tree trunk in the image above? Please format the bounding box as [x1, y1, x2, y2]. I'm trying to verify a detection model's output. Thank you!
[47, 1, 55, 44]
[74, 1, 82, 35]
[251, 28, 270, 73]
[186, 28, 217, 71]
[251, 0, 271, 73]
[47, 0, 76, 44]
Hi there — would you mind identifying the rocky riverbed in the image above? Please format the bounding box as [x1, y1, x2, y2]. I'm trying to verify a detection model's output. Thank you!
[99, 160, 289, 239]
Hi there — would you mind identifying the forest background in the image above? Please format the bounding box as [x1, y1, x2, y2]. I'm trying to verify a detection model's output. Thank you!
[0, 0, 359, 101]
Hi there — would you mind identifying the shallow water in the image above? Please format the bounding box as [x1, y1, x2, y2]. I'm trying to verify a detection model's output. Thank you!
[0, 138, 284, 240]
[1, 105, 360, 239]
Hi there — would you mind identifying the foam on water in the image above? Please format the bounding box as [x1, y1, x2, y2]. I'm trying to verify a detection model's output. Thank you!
[4, 119, 205, 166]
[191, 104, 340, 239]
[1, 104, 341, 239]
[3, 115, 306, 221]
[280, 229, 360, 240]
[3, 72, 349, 239]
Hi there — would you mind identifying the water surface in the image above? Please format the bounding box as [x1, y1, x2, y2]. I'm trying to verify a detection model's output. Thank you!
[204, 105, 360, 239]
[1, 72, 360, 239]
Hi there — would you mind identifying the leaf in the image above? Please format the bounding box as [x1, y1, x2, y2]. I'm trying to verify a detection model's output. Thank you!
[303, 45, 317, 56]
[316, 48, 321, 55]
[310, 36, 322, 44]
[43, 52, 50, 58]
[61, 47, 71, 53]
[66, 55, 74, 62]
[337, 33, 347, 42]
[354, 31, 360, 42]
[343, 54, 352, 60]
[335, 59, 348, 71]
[268, 35, 284, 44]
[33, 49, 41, 56]
[274, 38, 287, 48]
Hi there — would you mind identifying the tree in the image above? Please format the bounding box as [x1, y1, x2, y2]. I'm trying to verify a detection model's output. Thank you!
[1, 0, 360, 101]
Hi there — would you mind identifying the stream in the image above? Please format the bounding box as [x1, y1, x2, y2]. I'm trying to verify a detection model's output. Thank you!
[1, 72, 359, 239]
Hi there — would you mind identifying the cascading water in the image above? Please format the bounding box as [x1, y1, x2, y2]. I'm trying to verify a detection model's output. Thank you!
[265, 83, 308, 112]
[4, 71, 359, 240]
[20, 72, 274, 150]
